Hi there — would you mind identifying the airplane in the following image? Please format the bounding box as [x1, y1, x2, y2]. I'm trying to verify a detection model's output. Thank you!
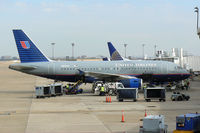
[107, 42, 130, 61]
[9, 29, 190, 87]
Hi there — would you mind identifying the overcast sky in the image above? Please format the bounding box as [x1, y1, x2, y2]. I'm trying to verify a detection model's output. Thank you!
[1, 0, 200, 58]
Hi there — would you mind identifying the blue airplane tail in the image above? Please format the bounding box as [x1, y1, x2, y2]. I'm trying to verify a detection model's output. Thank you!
[107, 42, 123, 61]
[13, 29, 49, 63]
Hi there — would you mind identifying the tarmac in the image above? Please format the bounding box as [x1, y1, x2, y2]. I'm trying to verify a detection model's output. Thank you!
[0, 61, 200, 133]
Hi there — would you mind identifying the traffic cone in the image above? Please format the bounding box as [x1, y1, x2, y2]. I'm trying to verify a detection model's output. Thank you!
[106, 96, 108, 102]
[121, 110, 125, 122]
[144, 109, 147, 117]
[109, 96, 112, 103]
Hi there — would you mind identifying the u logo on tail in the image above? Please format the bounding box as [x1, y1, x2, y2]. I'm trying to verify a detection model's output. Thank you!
[20, 41, 30, 49]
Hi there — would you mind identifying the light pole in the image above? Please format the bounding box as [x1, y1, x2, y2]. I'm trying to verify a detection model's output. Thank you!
[71, 43, 75, 59]
[194, 7, 200, 38]
[154, 45, 157, 58]
[142, 44, 145, 59]
[195, 7, 199, 31]
[124, 44, 128, 58]
[51, 43, 55, 60]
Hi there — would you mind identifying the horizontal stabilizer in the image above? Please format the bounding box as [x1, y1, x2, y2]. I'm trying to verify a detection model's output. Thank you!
[9, 64, 37, 71]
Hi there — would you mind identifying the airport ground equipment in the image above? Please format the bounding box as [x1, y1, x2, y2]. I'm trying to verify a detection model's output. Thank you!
[49, 84, 56, 96]
[65, 80, 83, 94]
[144, 86, 166, 102]
[165, 84, 176, 91]
[92, 81, 104, 95]
[50, 83, 63, 96]
[171, 92, 190, 101]
[105, 82, 118, 96]
[92, 81, 117, 96]
[173, 113, 200, 133]
[35, 85, 51, 98]
[116, 82, 138, 102]
[139, 115, 168, 133]
[93, 79, 142, 96]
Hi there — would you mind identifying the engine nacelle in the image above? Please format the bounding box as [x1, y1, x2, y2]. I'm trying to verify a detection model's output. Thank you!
[120, 78, 142, 88]
[197, 28, 200, 38]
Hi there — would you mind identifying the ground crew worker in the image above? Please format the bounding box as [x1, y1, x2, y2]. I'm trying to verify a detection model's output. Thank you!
[65, 84, 69, 94]
[184, 79, 188, 90]
[181, 80, 185, 90]
[67, 84, 69, 88]
[186, 79, 190, 90]
[143, 84, 147, 91]
[100, 86, 105, 96]
[66, 84, 69, 90]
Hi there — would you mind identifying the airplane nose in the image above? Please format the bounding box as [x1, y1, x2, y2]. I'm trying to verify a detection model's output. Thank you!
[183, 69, 190, 78]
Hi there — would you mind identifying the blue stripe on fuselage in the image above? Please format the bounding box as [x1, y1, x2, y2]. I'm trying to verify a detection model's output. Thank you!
[37, 73, 190, 83]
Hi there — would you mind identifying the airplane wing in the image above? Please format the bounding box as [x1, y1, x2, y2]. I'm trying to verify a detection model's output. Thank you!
[78, 70, 136, 81]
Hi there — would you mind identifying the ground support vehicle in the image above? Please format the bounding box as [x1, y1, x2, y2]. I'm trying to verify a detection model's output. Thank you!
[173, 113, 200, 133]
[65, 80, 83, 94]
[139, 115, 168, 133]
[171, 92, 190, 101]
[92, 79, 142, 96]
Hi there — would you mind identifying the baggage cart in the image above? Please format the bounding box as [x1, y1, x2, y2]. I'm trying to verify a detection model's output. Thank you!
[144, 87, 166, 102]
[50, 83, 63, 96]
[35, 85, 51, 98]
[117, 88, 138, 102]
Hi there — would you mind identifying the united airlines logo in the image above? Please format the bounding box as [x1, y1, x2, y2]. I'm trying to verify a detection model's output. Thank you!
[20, 41, 30, 49]
[111, 51, 122, 60]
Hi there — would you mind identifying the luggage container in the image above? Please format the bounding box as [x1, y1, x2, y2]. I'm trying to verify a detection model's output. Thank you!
[174, 113, 200, 132]
[117, 87, 138, 102]
[144, 87, 166, 102]
[51, 83, 63, 96]
[139, 115, 168, 133]
[35, 85, 51, 98]
[49, 84, 56, 97]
